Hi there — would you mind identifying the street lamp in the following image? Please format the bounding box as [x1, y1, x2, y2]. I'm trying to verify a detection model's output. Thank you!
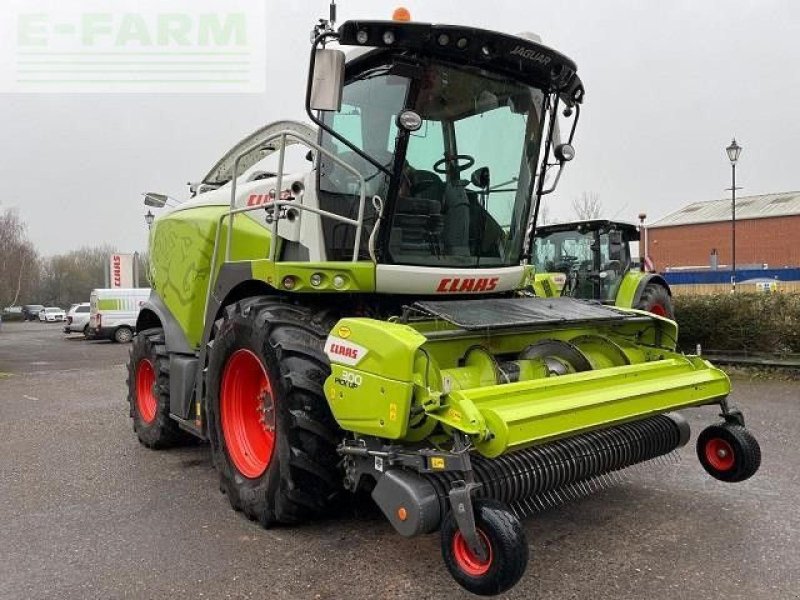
[726, 138, 742, 292]
[638, 212, 647, 272]
[144, 210, 155, 229]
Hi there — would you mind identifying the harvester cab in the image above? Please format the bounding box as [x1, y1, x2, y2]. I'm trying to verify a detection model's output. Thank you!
[129, 5, 761, 597]
[531, 219, 675, 317]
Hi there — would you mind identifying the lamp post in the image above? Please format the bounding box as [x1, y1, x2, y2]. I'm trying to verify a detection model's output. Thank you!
[637, 212, 647, 272]
[144, 210, 155, 230]
[725, 138, 742, 292]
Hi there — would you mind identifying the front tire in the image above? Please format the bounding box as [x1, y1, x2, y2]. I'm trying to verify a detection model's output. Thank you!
[636, 282, 674, 319]
[440, 499, 529, 596]
[697, 422, 761, 482]
[206, 297, 341, 527]
[126, 327, 185, 448]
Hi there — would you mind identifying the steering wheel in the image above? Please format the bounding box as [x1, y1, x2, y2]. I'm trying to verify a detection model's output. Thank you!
[433, 154, 475, 175]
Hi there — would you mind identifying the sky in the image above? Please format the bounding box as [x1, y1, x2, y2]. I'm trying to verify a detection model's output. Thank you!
[0, 0, 798, 256]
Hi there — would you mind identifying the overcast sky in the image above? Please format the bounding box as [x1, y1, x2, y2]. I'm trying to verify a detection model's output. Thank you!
[1, 0, 798, 256]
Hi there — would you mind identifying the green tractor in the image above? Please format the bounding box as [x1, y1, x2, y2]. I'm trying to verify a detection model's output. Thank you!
[129, 9, 760, 596]
[531, 219, 674, 318]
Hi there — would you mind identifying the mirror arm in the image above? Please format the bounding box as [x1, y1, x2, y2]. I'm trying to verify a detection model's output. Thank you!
[304, 33, 392, 177]
[539, 100, 580, 196]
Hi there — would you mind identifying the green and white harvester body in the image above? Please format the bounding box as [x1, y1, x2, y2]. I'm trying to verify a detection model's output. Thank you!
[129, 8, 760, 595]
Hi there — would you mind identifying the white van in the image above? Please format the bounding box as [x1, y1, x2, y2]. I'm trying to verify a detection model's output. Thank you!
[88, 288, 151, 343]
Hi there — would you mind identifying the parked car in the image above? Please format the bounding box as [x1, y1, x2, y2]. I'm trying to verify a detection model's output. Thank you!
[22, 304, 45, 321]
[39, 307, 66, 322]
[1, 306, 23, 322]
[88, 288, 150, 343]
[64, 302, 91, 335]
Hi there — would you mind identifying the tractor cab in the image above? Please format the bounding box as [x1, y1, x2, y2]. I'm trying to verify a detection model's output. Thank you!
[307, 19, 583, 293]
[532, 220, 639, 302]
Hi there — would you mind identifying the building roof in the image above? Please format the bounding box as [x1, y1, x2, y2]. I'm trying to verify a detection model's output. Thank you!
[649, 191, 800, 228]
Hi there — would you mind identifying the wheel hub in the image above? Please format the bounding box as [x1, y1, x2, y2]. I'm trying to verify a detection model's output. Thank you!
[135, 358, 158, 424]
[704, 438, 735, 471]
[220, 349, 276, 479]
[452, 529, 492, 577]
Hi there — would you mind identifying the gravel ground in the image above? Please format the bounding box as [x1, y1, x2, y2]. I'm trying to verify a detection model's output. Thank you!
[1, 321, 798, 599]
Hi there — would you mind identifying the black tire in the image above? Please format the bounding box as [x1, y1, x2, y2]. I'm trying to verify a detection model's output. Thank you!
[206, 297, 341, 527]
[697, 422, 761, 483]
[440, 499, 529, 596]
[126, 328, 185, 448]
[115, 326, 134, 343]
[636, 282, 675, 319]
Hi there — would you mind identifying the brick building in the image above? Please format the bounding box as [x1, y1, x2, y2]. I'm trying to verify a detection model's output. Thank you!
[647, 191, 800, 271]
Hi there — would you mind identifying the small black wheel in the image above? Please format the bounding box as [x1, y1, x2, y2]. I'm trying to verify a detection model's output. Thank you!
[440, 499, 528, 596]
[697, 422, 761, 482]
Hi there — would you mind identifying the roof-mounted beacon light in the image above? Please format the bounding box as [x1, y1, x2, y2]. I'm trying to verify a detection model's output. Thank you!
[392, 7, 411, 22]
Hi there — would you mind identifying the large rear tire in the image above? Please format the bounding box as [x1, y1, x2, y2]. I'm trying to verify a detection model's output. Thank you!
[206, 297, 341, 526]
[636, 282, 675, 319]
[126, 328, 186, 448]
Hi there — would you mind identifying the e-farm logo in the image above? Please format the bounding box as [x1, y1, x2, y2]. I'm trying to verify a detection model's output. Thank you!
[1, 0, 266, 93]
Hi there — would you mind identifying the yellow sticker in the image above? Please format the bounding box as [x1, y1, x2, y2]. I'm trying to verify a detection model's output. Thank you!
[337, 326, 352, 339]
[447, 409, 462, 422]
[431, 457, 446, 470]
[388, 402, 397, 421]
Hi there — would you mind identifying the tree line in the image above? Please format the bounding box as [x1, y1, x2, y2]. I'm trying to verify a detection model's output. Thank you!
[0, 208, 148, 309]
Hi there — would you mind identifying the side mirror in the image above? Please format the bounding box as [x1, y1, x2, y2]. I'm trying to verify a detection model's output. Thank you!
[310, 49, 345, 112]
[143, 193, 168, 208]
[470, 166, 491, 189]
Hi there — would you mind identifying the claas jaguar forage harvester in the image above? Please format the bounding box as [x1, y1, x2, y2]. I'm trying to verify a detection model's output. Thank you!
[129, 6, 761, 595]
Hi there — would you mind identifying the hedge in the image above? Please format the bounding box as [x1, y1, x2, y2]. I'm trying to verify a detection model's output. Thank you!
[674, 293, 800, 355]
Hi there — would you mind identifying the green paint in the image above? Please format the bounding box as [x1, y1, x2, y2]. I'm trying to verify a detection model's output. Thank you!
[149, 206, 271, 348]
[322, 313, 724, 455]
[97, 299, 121, 311]
[252, 261, 376, 293]
[615, 270, 648, 309]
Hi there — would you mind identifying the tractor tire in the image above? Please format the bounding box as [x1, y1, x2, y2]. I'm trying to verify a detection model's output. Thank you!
[636, 282, 675, 319]
[206, 297, 341, 527]
[697, 422, 761, 483]
[126, 327, 185, 448]
[441, 499, 529, 596]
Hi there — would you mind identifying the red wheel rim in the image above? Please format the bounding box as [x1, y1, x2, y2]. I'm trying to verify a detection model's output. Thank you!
[452, 529, 493, 577]
[705, 438, 735, 471]
[136, 358, 158, 424]
[220, 349, 276, 479]
[649, 303, 667, 317]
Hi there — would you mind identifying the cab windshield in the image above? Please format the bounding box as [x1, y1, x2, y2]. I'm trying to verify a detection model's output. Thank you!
[533, 228, 632, 302]
[319, 60, 546, 266]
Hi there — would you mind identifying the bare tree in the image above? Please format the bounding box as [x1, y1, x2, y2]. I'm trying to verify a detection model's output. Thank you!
[38, 244, 117, 306]
[572, 191, 603, 220]
[0, 209, 40, 308]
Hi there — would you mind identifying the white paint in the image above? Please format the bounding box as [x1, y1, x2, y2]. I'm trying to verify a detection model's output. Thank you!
[324, 336, 367, 367]
[375, 264, 525, 295]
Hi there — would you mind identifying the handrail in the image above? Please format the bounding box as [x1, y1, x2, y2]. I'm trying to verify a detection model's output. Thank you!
[203, 124, 369, 321]
[226, 126, 367, 263]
